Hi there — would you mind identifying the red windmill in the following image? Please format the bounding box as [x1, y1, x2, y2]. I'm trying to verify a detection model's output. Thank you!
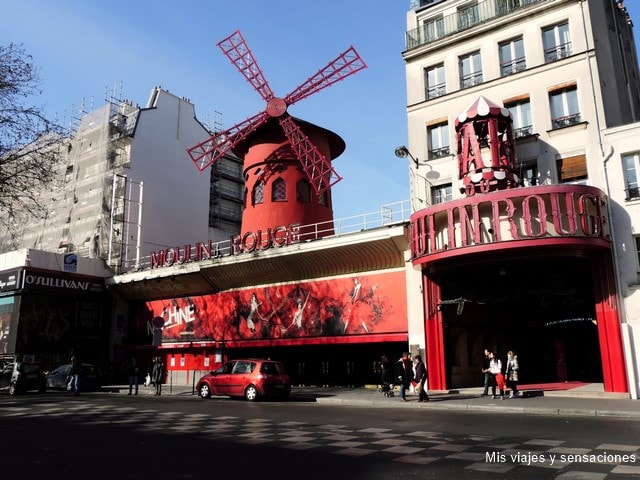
[187, 31, 366, 241]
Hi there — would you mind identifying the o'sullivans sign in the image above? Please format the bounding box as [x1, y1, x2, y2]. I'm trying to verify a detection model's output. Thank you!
[410, 185, 610, 263]
[150, 223, 300, 269]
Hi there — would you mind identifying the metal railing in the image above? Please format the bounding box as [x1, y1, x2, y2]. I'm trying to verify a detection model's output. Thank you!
[406, 0, 544, 50]
[132, 200, 412, 271]
[551, 113, 581, 129]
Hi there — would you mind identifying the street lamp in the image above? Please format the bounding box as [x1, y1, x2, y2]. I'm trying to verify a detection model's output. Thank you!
[394, 145, 421, 168]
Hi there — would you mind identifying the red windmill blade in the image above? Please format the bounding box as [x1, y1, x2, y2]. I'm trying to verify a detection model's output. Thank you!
[187, 30, 367, 193]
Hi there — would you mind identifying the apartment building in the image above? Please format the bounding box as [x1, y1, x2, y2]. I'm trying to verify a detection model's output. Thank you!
[0, 87, 243, 272]
[402, 0, 640, 396]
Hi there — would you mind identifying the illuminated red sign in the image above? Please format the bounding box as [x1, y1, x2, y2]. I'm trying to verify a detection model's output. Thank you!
[410, 185, 610, 262]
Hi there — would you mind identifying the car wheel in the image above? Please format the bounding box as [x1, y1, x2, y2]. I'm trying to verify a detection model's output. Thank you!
[244, 385, 259, 402]
[198, 383, 211, 399]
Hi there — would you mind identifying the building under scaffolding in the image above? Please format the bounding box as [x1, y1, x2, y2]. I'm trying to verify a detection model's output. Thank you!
[0, 87, 243, 273]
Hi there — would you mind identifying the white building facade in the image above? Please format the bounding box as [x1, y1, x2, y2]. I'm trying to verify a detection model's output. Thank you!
[402, 0, 640, 397]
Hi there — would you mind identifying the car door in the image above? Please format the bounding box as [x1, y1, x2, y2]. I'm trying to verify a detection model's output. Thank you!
[47, 365, 71, 389]
[228, 360, 255, 397]
[210, 361, 235, 396]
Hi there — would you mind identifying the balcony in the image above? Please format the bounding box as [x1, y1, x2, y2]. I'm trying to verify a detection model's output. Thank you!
[500, 57, 526, 77]
[406, 0, 543, 50]
[514, 125, 534, 138]
[544, 43, 572, 63]
[551, 113, 581, 130]
[429, 146, 451, 158]
[426, 83, 446, 100]
[461, 72, 483, 89]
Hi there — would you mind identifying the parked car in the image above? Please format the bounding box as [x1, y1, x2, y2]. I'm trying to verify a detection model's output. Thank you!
[0, 360, 46, 395]
[45, 363, 102, 392]
[196, 359, 291, 401]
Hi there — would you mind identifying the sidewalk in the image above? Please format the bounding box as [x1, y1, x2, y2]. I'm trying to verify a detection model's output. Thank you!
[104, 383, 640, 419]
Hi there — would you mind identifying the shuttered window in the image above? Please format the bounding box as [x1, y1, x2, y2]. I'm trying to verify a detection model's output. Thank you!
[556, 154, 587, 182]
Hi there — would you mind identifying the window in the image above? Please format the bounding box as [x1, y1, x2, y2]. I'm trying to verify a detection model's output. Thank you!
[549, 86, 580, 129]
[431, 183, 452, 204]
[518, 162, 538, 186]
[496, 0, 521, 15]
[499, 37, 525, 76]
[252, 181, 264, 205]
[458, 2, 480, 29]
[460, 51, 483, 88]
[428, 122, 450, 158]
[423, 16, 445, 42]
[543, 22, 571, 63]
[635, 236, 640, 271]
[622, 152, 640, 200]
[318, 190, 328, 206]
[556, 154, 587, 184]
[272, 178, 287, 201]
[505, 98, 532, 138]
[296, 179, 311, 203]
[425, 64, 446, 100]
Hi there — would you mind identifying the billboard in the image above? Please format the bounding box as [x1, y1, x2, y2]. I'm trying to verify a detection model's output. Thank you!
[140, 270, 407, 344]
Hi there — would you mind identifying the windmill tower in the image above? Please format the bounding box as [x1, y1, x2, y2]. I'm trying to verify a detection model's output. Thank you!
[187, 31, 366, 239]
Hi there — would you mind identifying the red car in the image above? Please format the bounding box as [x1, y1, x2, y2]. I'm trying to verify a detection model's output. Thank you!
[196, 359, 291, 401]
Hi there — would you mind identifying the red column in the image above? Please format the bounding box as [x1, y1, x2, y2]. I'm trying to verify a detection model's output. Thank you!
[592, 252, 629, 393]
[424, 276, 447, 390]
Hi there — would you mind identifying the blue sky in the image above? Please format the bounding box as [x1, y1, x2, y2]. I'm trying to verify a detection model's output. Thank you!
[2, 1, 640, 221]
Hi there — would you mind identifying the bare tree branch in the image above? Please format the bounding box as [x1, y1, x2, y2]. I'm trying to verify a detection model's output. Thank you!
[0, 43, 65, 242]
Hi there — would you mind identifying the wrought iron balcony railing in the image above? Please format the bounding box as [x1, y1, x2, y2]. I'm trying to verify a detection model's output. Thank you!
[406, 0, 544, 50]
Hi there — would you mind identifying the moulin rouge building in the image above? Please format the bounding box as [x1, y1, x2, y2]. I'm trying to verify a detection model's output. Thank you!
[109, 94, 628, 395]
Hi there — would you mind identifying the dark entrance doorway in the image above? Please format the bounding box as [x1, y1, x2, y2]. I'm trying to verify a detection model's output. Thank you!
[435, 256, 602, 388]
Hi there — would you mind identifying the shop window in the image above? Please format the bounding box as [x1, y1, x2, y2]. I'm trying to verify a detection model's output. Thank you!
[622, 152, 640, 200]
[556, 154, 587, 184]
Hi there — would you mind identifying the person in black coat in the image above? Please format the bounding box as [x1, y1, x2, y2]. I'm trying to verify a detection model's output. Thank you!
[414, 355, 429, 402]
[395, 352, 413, 401]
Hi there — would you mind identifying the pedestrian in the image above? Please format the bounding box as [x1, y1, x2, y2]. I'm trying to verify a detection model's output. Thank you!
[127, 357, 140, 395]
[395, 352, 413, 402]
[414, 354, 429, 402]
[481, 348, 491, 396]
[69, 355, 81, 396]
[489, 351, 504, 399]
[505, 350, 520, 398]
[380, 354, 393, 386]
[151, 356, 166, 396]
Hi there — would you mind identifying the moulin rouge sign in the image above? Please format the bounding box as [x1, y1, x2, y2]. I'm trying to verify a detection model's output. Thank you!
[150, 223, 300, 269]
[410, 185, 610, 262]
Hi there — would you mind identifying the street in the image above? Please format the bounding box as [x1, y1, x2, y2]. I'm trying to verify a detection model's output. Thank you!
[1, 391, 639, 480]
